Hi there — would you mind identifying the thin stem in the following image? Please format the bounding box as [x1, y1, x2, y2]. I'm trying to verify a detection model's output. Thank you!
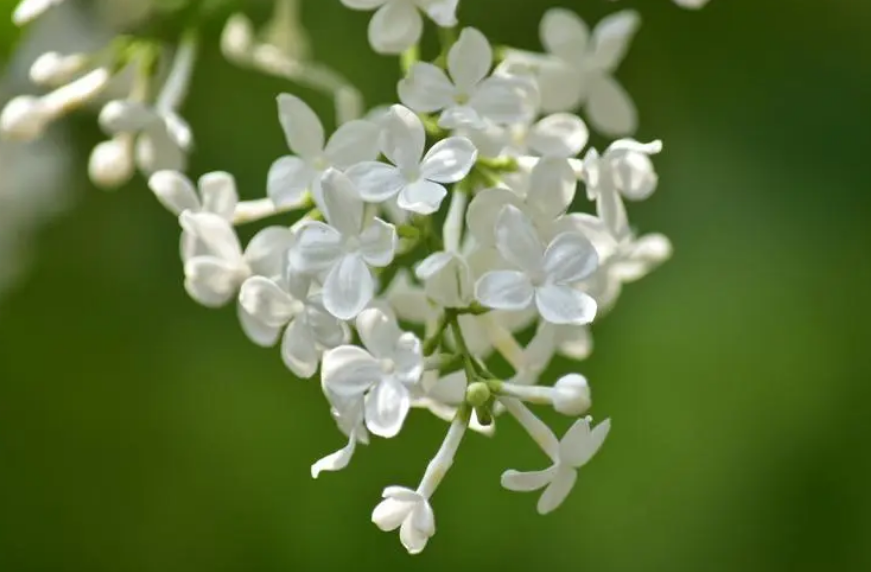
[442, 190, 467, 253]
[156, 28, 199, 112]
[499, 397, 560, 462]
[417, 405, 470, 499]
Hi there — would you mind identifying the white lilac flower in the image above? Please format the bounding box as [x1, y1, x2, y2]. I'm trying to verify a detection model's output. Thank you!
[345, 104, 477, 215]
[497, 373, 592, 416]
[515, 9, 640, 135]
[475, 205, 598, 326]
[372, 486, 435, 554]
[288, 168, 397, 320]
[238, 272, 348, 377]
[321, 307, 423, 438]
[501, 415, 610, 514]
[267, 94, 380, 208]
[398, 27, 537, 130]
[12, 0, 67, 25]
[179, 211, 293, 308]
[311, 395, 370, 478]
[340, 0, 459, 55]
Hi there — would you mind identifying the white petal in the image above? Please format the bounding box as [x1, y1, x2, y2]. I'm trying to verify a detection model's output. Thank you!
[244, 226, 295, 277]
[321, 345, 382, 397]
[556, 324, 593, 360]
[198, 171, 239, 221]
[418, 0, 458, 26]
[345, 162, 406, 203]
[289, 221, 343, 273]
[398, 63, 455, 114]
[372, 498, 414, 532]
[359, 217, 397, 267]
[311, 433, 358, 479]
[589, 10, 640, 71]
[609, 149, 658, 201]
[381, 104, 425, 172]
[560, 417, 611, 468]
[281, 316, 320, 378]
[536, 61, 585, 113]
[400, 502, 434, 554]
[397, 180, 447, 215]
[421, 254, 472, 307]
[527, 159, 577, 221]
[365, 377, 411, 438]
[267, 156, 316, 208]
[543, 232, 599, 283]
[536, 466, 578, 514]
[276, 93, 324, 159]
[535, 284, 597, 325]
[540, 8, 589, 62]
[393, 332, 424, 385]
[237, 301, 282, 347]
[470, 76, 535, 126]
[305, 300, 349, 348]
[495, 204, 545, 273]
[184, 256, 243, 307]
[475, 271, 534, 311]
[437, 105, 485, 131]
[356, 307, 402, 358]
[448, 27, 492, 92]
[465, 188, 521, 246]
[324, 119, 381, 168]
[528, 113, 589, 158]
[323, 254, 374, 320]
[501, 467, 556, 492]
[368, 0, 423, 55]
[179, 211, 243, 263]
[414, 251, 454, 280]
[586, 74, 637, 137]
[148, 170, 200, 215]
[341, 0, 387, 9]
[238, 276, 296, 327]
[420, 137, 478, 183]
[613, 233, 672, 282]
[319, 168, 364, 237]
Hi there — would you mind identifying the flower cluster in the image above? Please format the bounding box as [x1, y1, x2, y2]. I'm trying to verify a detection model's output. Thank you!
[2, 0, 710, 555]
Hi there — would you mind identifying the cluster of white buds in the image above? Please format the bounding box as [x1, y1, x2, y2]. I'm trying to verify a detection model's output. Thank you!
[3, 0, 711, 555]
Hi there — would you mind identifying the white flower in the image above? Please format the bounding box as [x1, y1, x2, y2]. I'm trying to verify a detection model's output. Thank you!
[523, 9, 640, 135]
[475, 205, 598, 325]
[12, 0, 66, 25]
[340, 0, 459, 55]
[98, 99, 193, 175]
[372, 487, 435, 554]
[414, 251, 474, 307]
[345, 105, 477, 215]
[501, 416, 610, 514]
[321, 307, 423, 437]
[238, 272, 348, 377]
[288, 168, 397, 320]
[398, 27, 537, 130]
[179, 211, 293, 307]
[311, 396, 370, 478]
[267, 94, 380, 207]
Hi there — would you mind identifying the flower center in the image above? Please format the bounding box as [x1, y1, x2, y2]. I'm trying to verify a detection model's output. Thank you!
[380, 358, 396, 375]
[344, 235, 361, 252]
[454, 92, 470, 105]
[313, 155, 329, 171]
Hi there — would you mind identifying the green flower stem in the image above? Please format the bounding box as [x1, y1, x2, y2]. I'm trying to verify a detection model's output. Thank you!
[400, 44, 420, 75]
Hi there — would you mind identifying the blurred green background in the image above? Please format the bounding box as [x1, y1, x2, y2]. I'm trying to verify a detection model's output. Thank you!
[2, 0, 871, 570]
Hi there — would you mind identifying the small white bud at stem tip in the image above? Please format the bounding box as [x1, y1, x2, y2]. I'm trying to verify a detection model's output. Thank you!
[89, 136, 135, 189]
[29, 52, 88, 86]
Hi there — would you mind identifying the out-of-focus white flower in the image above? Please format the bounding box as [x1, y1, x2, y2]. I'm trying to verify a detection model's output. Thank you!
[321, 307, 423, 438]
[340, 0, 459, 55]
[506, 9, 640, 135]
[372, 486, 435, 554]
[346, 104, 476, 215]
[268, 94, 380, 207]
[179, 211, 293, 308]
[28, 51, 87, 86]
[12, 0, 67, 25]
[288, 169, 396, 320]
[399, 27, 537, 130]
[238, 272, 347, 377]
[501, 416, 610, 514]
[672, 0, 711, 8]
[475, 205, 599, 325]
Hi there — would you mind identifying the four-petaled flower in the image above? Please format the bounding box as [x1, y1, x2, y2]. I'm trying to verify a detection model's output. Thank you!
[501, 416, 610, 514]
[289, 168, 397, 320]
[340, 0, 459, 55]
[371, 486, 435, 554]
[475, 205, 599, 325]
[346, 104, 477, 215]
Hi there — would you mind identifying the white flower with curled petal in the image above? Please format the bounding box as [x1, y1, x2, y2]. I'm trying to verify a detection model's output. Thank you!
[346, 105, 477, 215]
[267, 94, 380, 208]
[501, 416, 610, 514]
[238, 271, 348, 377]
[372, 487, 435, 554]
[288, 168, 396, 320]
[98, 100, 193, 175]
[475, 205, 599, 325]
[311, 395, 370, 478]
[340, 0, 458, 55]
[509, 9, 640, 135]
[398, 27, 537, 130]
[179, 211, 293, 308]
[321, 307, 423, 438]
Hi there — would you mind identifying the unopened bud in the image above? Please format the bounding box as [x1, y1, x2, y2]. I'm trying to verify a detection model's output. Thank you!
[552, 374, 591, 416]
[89, 137, 134, 189]
[30, 51, 87, 86]
[0, 95, 48, 141]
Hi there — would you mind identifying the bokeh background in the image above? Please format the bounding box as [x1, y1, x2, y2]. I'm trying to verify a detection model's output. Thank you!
[2, 0, 871, 570]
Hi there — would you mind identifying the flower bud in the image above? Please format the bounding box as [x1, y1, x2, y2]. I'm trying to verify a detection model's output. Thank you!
[89, 137, 134, 189]
[552, 373, 591, 416]
[0, 96, 49, 141]
[30, 52, 87, 86]
[98, 100, 154, 133]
